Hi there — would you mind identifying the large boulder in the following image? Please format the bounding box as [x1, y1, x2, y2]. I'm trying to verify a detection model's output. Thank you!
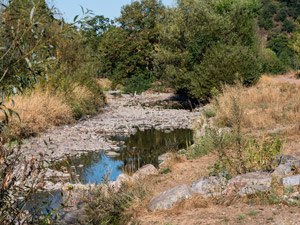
[283, 175, 300, 187]
[149, 184, 193, 211]
[223, 172, 272, 195]
[133, 164, 158, 180]
[191, 176, 226, 197]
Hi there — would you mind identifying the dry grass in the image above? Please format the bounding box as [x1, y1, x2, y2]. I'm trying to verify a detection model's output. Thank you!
[214, 75, 300, 130]
[3, 88, 73, 138]
[97, 78, 111, 90]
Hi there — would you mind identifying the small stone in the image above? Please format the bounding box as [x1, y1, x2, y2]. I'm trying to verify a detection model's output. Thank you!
[105, 151, 120, 157]
[290, 192, 300, 199]
[283, 175, 300, 187]
[191, 176, 226, 197]
[149, 184, 193, 211]
[133, 164, 158, 180]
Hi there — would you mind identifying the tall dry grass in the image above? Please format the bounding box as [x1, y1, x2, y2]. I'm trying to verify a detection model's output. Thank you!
[214, 75, 300, 130]
[3, 88, 73, 139]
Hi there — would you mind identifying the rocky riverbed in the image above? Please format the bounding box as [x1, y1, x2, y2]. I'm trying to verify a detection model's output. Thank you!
[20, 91, 200, 176]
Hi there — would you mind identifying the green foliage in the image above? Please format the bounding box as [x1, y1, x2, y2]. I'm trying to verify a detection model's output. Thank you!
[282, 19, 296, 33]
[202, 107, 216, 119]
[123, 74, 153, 94]
[260, 48, 287, 74]
[0, 0, 62, 132]
[258, 0, 300, 72]
[275, 7, 287, 22]
[98, 0, 165, 93]
[291, 19, 300, 61]
[154, 0, 261, 101]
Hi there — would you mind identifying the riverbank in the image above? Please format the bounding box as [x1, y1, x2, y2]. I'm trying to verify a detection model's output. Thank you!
[20, 91, 200, 176]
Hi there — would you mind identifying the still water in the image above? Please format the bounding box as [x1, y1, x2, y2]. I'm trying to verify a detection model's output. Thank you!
[53, 129, 193, 183]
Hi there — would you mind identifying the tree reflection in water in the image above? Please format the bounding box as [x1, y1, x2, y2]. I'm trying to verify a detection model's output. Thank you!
[53, 129, 193, 184]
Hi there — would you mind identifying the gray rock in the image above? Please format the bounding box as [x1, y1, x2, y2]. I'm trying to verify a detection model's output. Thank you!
[149, 184, 193, 211]
[105, 151, 120, 157]
[178, 149, 187, 155]
[133, 164, 158, 180]
[191, 176, 226, 197]
[283, 175, 300, 187]
[276, 155, 300, 165]
[223, 172, 272, 195]
[271, 164, 293, 178]
[61, 206, 85, 224]
[158, 153, 171, 165]
[237, 185, 270, 196]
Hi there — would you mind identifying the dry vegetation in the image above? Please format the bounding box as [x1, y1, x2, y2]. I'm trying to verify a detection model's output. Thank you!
[2, 88, 74, 139]
[214, 75, 300, 131]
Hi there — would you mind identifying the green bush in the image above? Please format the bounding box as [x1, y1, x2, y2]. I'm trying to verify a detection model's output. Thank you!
[275, 7, 287, 22]
[154, 0, 261, 102]
[123, 75, 153, 94]
[282, 19, 296, 33]
[260, 48, 287, 74]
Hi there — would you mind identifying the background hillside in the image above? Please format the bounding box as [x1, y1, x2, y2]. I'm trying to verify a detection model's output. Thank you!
[258, 0, 300, 73]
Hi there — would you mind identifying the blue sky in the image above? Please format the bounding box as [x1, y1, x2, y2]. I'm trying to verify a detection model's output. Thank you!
[52, 0, 175, 22]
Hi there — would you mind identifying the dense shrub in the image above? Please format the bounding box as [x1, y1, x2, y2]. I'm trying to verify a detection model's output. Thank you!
[154, 0, 261, 102]
[260, 48, 287, 74]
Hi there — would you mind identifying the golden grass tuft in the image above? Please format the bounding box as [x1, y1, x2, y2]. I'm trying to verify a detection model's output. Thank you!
[3, 88, 73, 138]
[214, 75, 300, 130]
[97, 78, 112, 90]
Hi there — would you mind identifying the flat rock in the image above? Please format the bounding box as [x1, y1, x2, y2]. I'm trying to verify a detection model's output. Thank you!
[283, 175, 300, 187]
[223, 172, 272, 195]
[105, 151, 120, 157]
[149, 184, 193, 211]
[191, 176, 226, 197]
[133, 164, 158, 180]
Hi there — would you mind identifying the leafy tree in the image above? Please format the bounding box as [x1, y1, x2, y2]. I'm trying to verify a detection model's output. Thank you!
[291, 19, 300, 57]
[267, 33, 292, 56]
[282, 18, 296, 32]
[154, 0, 261, 102]
[0, 0, 60, 112]
[79, 15, 113, 51]
[275, 7, 287, 21]
[98, 0, 165, 92]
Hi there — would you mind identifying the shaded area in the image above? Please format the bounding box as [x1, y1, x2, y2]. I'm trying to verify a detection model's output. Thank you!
[112, 129, 193, 173]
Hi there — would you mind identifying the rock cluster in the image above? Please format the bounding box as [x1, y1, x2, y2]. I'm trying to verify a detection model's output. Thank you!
[148, 154, 300, 212]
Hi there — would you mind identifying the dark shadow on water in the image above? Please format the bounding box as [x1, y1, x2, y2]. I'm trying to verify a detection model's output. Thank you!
[53, 129, 193, 184]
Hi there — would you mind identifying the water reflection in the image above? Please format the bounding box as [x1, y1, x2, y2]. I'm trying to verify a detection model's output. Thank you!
[53, 129, 193, 184]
